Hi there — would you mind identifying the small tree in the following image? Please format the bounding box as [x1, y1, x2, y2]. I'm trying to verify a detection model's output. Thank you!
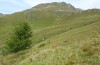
[5, 22, 32, 53]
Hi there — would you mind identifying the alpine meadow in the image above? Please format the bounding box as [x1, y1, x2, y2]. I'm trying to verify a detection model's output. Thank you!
[0, 2, 100, 65]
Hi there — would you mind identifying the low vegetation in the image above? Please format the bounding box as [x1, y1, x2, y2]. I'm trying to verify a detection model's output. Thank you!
[0, 2, 100, 65]
[4, 22, 32, 53]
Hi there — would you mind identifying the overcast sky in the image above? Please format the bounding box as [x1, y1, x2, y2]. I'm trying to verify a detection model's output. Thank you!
[0, 0, 100, 14]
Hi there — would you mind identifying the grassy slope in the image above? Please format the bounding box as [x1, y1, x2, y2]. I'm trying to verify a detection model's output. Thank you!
[0, 10, 100, 65]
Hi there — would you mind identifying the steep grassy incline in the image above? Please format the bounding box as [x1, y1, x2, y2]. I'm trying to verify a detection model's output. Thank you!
[0, 16, 100, 65]
[0, 2, 100, 64]
[0, 11, 100, 65]
[0, 10, 99, 47]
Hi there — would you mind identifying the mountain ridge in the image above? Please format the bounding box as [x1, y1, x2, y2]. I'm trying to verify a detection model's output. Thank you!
[30, 2, 82, 13]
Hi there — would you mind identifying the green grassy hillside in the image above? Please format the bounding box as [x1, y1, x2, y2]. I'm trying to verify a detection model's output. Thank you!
[0, 2, 100, 65]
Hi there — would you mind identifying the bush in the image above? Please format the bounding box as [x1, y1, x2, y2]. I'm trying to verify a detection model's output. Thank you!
[5, 22, 32, 53]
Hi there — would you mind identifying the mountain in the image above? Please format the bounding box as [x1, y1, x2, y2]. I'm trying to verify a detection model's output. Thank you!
[24, 2, 82, 22]
[0, 2, 100, 65]
[0, 13, 3, 16]
[27, 2, 82, 15]
[32, 2, 81, 12]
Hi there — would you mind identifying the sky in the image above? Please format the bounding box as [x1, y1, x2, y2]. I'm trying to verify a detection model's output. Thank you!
[0, 0, 100, 14]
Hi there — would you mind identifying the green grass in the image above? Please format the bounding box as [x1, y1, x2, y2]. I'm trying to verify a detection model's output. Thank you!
[0, 9, 100, 65]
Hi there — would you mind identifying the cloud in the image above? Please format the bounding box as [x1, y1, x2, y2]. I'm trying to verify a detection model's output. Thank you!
[0, 0, 30, 14]
[85, 0, 100, 9]
[66, 0, 100, 9]
[22, 0, 49, 7]
[0, 0, 25, 7]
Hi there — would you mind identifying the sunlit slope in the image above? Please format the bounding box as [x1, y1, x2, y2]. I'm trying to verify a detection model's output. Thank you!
[26, 18, 100, 65]
[0, 2, 100, 65]
[0, 16, 100, 65]
[28, 20, 100, 65]
[0, 10, 99, 48]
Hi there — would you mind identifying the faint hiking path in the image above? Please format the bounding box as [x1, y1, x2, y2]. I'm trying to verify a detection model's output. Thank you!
[33, 24, 68, 32]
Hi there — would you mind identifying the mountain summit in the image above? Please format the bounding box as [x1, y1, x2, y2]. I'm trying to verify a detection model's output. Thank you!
[31, 2, 81, 13]
[25, 2, 82, 19]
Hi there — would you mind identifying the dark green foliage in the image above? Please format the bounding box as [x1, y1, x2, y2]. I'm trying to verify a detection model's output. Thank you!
[38, 43, 45, 48]
[5, 22, 32, 53]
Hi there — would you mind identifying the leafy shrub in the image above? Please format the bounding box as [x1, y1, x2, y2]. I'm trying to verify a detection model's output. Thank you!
[5, 22, 32, 53]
